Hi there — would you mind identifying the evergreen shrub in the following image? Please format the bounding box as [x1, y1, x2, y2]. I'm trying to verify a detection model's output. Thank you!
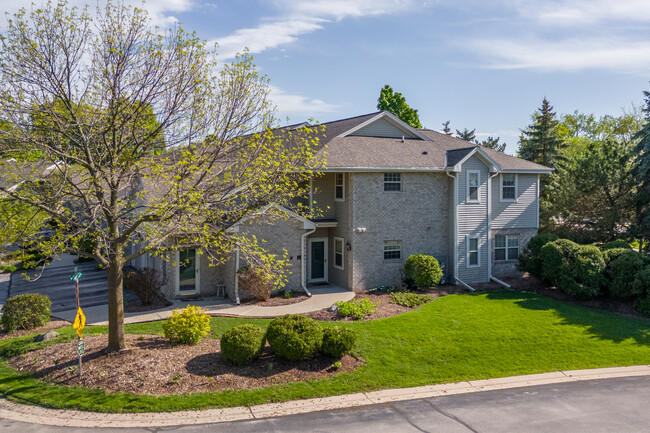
[321, 326, 356, 358]
[1, 293, 51, 332]
[266, 314, 322, 361]
[220, 324, 266, 366]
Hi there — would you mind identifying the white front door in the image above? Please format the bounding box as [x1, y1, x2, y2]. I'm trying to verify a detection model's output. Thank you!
[308, 238, 328, 283]
[176, 248, 200, 295]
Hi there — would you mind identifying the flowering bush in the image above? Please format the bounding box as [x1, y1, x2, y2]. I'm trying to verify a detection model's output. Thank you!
[162, 305, 211, 345]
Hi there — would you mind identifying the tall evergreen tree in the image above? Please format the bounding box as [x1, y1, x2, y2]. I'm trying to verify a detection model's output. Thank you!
[517, 98, 564, 168]
[633, 89, 650, 250]
[455, 128, 476, 142]
[441, 120, 452, 135]
[377, 85, 422, 129]
[479, 136, 506, 152]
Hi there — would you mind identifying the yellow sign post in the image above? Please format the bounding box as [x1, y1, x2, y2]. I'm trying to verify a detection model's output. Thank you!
[73, 307, 86, 338]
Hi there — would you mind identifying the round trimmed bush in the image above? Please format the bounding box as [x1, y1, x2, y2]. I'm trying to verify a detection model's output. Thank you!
[604, 250, 644, 299]
[540, 240, 604, 299]
[519, 232, 558, 277]
[220, 324, 266, 366]
[322, 326, 356, 358]
[404, 254, 443, 288]
[602, 240, 632, 251]
[632, 266, 650, 297]
[266, 314, 323, 361]
[1, 293, 51, 332]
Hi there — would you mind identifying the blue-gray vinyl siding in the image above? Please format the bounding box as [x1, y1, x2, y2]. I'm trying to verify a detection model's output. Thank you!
[491, 174, 539, 229]
[457, 156, 489, 283]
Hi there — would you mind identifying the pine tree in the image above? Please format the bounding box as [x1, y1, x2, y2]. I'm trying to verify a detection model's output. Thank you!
[517, 98, 564, 168]
[441, 120, 452, 135]
[455, 128, 476, 142]
[480, 136, 506, 152]
[633, 89, 650, 250]
[377, 85, 422, 129]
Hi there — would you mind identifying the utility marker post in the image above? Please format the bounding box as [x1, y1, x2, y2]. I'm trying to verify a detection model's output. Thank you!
[71, 268, 85, 379]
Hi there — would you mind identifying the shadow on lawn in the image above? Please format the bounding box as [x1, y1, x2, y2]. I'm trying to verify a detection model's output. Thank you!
[485, 290, 650, 345]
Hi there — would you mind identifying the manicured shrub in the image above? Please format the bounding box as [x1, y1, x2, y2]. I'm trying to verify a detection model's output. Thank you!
[322, 326, 356, 358]
[266, 314, 323, 361]
[162, 305, 211, 345]
[237, 265, 273, 302]
[334, 298, 379, 320]
[404, 254, 443, 288]
[602, 240, 632, 251]
[632, 266, 650, 297]
[604, 250, 645, 300]
[602, 248, 632, 265]
[540, 240, 604, 299]
[389, 292, 432, 308]
[519, 232, 558, 277]
[220, 324, 266, 366]
[124, 267, 163, 305]
[1, 293, 51, 332]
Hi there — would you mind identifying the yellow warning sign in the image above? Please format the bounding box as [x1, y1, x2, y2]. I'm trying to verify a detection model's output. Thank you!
[73, 307, 86, 338]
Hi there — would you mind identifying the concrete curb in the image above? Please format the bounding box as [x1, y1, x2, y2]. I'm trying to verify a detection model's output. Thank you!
[2, 365, 650, 428]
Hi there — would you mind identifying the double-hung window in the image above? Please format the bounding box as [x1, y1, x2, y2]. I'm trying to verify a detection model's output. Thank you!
[335, 173, 345, 201]
[468, 237, 479, 267]
[500, 174, 517, 201]
[495, 235, 519, 261]
[384, 173, 402, 192]
[467, 171, 480, 202]
[383, 240, 402, 260]
[334, 237, 344, 269]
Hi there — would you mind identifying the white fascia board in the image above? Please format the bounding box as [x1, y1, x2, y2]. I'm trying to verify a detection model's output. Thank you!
[312, 167, 448, 173]
[452, 147, 501, 172]
[500, 168, 554, 174]
[226, 203, 316, 232]
[337, 111, 431, 142]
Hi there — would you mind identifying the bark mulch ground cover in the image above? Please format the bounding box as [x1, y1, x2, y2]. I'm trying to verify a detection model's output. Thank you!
[304, 285, 468, 321]
[0, 319, 70, 341]
[244, 291, 311, 307]
[9, 334, 363, 396]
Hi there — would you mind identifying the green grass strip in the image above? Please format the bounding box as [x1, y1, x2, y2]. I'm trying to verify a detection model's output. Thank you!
[1, 290, 650, 412]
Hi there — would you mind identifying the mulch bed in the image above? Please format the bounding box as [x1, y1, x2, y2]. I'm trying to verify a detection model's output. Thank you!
[9, 334, 363, 396]
[0, 319, 70, 341]
[124, 295, 173, 313]
[304, 285, 468, 321]
[244, 291, 311, 307]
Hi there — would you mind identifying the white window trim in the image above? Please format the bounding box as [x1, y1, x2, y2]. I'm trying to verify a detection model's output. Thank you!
[467, 170, 480, 203]
[467, 236, 480, 268]
[494, 234, 519, 261]
[333, 237, 344, 270]
[383, 172, 402, 192]
[383, 240, 402, 261]
[335, 173, 345, 202]
[500, 173, 518, 202]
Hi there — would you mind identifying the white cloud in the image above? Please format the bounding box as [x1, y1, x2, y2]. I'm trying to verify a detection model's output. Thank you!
[214, 18, 326, 61]
[458, 0, 650, 74]
[269, 85, 340, 117]
[467, 37, 650, 73]
[214, 0, 417, 60]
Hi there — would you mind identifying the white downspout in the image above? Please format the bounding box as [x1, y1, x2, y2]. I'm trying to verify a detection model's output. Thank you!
[488, 172, 499, 282]
[445, 169, 458, 283]
[301, 227, 316, 297]
[234, 247, 241, 304]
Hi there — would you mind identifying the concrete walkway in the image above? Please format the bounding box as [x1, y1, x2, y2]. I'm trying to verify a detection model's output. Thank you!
[54, 286, 355, 325]
[1, 365, 650, 428]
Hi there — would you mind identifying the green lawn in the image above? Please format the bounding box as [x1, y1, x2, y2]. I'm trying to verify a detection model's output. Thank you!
[2, 289, 650, 412]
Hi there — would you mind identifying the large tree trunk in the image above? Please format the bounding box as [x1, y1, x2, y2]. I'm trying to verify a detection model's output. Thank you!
[107, 259, 125, 351]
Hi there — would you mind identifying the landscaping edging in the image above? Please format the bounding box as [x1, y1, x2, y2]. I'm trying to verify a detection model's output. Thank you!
[2, 365, 650, 428]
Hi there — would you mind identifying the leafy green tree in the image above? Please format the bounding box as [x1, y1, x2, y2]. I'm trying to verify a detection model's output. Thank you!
[517, 98, 564, 169]
[543, 112, 641, 243]
[0, 2, 319, 351]
[377, 85, 422, 129]
[633, 90, 650, 250]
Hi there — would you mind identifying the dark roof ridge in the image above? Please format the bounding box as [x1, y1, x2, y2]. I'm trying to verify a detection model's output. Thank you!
[317, 111, 381, 126]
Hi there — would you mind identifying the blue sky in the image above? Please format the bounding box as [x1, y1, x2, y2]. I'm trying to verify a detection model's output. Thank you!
[2, 0, 649, 154]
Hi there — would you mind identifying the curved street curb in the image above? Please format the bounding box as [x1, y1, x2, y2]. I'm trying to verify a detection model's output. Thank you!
[1, 365, 650, 428]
